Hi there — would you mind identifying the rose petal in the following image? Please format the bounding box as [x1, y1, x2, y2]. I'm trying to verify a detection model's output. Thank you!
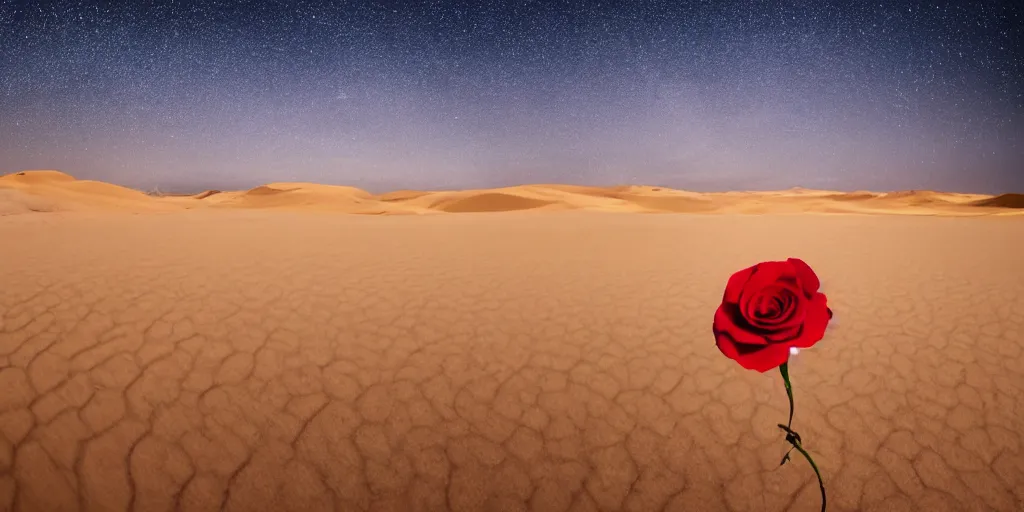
[714, 327, 742, 361]
[743, 283, 805, 330]
[787, 258, 821, 298]
[788, 292, 832, 349]
[740, 261, 798, 302]
[715, 323, 792, 372]
[723, 265, 756, 304]
[747, 293, 782, 323]
[764, 324, 802, 342]
[731, 338, 792, 373]
[714, 303, 768, 345]
[772, 293, 807, 332]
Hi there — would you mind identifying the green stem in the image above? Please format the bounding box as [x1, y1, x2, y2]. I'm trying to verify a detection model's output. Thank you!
[780, 362, 794, 430]
[778, 362, 827, 512]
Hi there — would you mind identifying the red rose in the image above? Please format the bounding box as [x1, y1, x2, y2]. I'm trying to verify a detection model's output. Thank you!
[713, 258, 833, 372]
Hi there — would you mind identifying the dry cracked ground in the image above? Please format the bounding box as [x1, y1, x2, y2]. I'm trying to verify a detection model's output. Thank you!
[0, 211, 1022, 512]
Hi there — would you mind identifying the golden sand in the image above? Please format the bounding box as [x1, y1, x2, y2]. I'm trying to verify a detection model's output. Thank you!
[1, 169, 1021, 216]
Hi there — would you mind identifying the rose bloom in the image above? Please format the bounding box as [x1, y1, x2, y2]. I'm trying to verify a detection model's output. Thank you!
[713, 258, 833, 372]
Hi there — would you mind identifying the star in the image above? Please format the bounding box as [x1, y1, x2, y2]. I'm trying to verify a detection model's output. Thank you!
[0, 0, 1018, 194]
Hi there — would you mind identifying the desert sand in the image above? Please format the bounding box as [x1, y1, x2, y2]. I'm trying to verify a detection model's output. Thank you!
[1, 170, 1023, 512]
[2, 170, 1023, 217]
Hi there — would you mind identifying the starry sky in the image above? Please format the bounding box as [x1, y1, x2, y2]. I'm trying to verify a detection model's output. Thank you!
[1, 0, 1021, 194]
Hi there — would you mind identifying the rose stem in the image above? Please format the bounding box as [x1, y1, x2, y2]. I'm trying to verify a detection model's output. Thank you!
[779, 361, 827, 512]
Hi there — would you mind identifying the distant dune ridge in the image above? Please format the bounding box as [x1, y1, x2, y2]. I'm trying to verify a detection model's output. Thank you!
[970, 193, 1024, 208]
[1, 169, 1021, 216]
[192, 190, 221, 199]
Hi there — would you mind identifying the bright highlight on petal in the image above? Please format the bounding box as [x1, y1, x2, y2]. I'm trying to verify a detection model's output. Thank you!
[789, 347, 800, 356]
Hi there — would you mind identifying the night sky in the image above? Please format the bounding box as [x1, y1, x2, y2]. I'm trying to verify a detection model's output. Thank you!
[1, 0, 1021, 194]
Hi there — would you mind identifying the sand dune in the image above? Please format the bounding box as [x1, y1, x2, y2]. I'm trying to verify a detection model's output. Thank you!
[0, 188, 60, 215]
[432, 191, 558, 212]
[971, 193, 1024, 208]
[245, 185, 292, 196]
[876, 190, 963, 206]
[0, 170, 181, 213]
[1, 169, 1022, 216]
[1, 169, 77, 184]
[263, 182, 373, 198]
[208, 182, 425, 214]
[824, 191, 880, 201]
[376, 189, 434, 202]
[192, 190, 221, 199]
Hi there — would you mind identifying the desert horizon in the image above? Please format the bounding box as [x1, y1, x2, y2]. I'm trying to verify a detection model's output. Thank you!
[3, 170, 1023, 217]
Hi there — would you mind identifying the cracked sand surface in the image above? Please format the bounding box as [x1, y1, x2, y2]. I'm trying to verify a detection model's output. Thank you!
[1, 211, 1022, 512]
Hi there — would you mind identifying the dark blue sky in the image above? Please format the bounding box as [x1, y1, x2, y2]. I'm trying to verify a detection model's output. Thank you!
[1, 0, 1021, 194]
